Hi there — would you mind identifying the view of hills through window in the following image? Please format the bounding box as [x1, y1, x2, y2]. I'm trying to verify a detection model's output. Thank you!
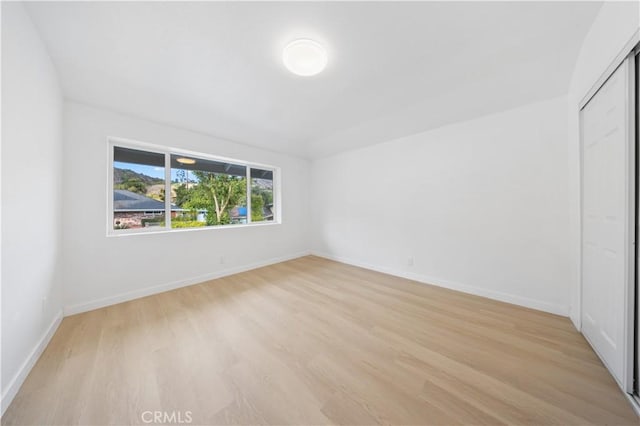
[112, 146, 274, 231]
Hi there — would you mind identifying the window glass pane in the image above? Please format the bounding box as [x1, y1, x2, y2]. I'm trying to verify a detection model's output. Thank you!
[113, 146, 166, 230]
[250, 168, 274, 222]
[170, 154, 247, 228]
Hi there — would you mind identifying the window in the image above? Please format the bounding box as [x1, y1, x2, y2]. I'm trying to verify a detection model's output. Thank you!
[109, 139, 279, 234]
[113, 146, 166, 230]
[170, 154, 247, 229]
[250, 168, 274, 223]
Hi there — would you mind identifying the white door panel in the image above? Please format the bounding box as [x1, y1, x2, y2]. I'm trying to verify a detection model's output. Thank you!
[581, 58, 632, 388]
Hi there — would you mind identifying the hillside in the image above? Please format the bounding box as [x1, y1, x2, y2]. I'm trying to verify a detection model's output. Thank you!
[114, 167, 164, 185]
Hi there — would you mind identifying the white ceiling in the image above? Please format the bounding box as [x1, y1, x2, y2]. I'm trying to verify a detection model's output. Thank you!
[25, 1, 602, 159]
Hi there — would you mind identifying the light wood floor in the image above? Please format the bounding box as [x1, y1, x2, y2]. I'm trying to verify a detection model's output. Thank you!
[3, 256, 638, 425]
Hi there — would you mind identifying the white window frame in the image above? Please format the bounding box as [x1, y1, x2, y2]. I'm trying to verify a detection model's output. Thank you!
[107, 136, 281, 236]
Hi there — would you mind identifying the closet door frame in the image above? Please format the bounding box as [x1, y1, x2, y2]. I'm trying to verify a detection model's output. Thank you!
[629, 47, 640, 400]
[579, 37, 638, 394]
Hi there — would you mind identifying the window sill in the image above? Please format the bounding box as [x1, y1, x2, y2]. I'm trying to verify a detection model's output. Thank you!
[107, 220, 280, 237]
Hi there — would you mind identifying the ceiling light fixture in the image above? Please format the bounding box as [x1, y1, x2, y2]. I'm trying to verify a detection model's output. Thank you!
[176, 157, 196, 165]
[282, 39, 328, 77]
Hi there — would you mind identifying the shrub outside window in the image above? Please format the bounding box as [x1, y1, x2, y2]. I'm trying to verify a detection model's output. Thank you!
[109, 139, 279, 234]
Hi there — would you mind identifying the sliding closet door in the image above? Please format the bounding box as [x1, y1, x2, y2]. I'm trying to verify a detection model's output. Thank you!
[581, 56, 635, 389]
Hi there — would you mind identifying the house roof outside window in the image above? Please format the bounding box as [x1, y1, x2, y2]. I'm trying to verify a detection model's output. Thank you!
[113, 189, 178, 211]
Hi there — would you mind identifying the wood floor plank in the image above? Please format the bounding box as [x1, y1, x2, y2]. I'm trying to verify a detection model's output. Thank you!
[2, 256, 638, 425]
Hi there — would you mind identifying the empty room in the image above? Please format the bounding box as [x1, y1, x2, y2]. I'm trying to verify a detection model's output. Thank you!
[2, 1, 640, 425]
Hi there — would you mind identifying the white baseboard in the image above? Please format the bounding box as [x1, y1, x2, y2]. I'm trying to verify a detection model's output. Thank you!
[311, 251, 569, 317]
[1, 310, 63, 417]
[625, 394, 640, 419]
[570, 310, 581, 331]
[63, 251, 310, 316]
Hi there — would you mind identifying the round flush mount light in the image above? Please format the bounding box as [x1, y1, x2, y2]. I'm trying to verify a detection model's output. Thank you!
[282, 39, 328, 76]
[176, 157, 196, 165]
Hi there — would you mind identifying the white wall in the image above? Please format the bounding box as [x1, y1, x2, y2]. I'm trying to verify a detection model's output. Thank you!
[567, 2, 639, 329]
[61, 102, 310, 314]
[311, 96, 571, 315]
[1, 2, 64, 414]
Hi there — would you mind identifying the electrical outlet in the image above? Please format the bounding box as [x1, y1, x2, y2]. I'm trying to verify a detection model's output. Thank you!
[407, 256, 414, 267]
[42, 296, 48, 312]
[220, 256, 225, 264]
